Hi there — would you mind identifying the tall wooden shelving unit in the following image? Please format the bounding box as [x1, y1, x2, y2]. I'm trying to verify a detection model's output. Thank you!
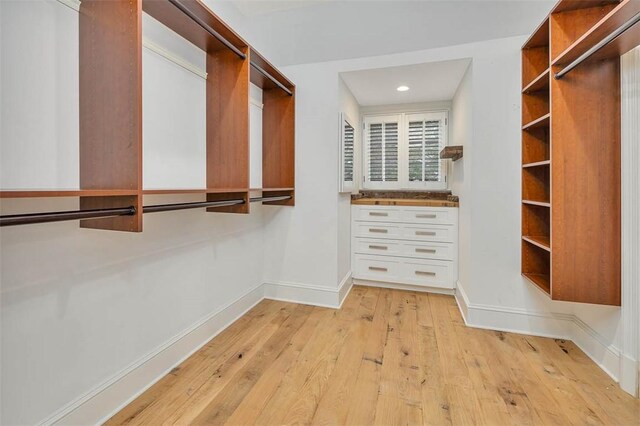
[0, 0, 296, 229]
[522, 0, 640, 306]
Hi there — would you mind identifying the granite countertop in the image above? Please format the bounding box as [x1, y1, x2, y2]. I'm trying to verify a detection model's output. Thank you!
[350, 190, 459, 207]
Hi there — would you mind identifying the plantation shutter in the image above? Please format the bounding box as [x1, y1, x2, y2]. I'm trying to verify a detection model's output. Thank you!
[406, 112, 447, 186]
[343, 121, 354, 183]
[364, 115, 400, 187]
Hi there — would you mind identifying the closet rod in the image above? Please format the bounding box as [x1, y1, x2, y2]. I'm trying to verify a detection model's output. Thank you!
[167, 0, 247, 60]
[250, 62, 293, 96]
[555, 11, 640, 80]
[0, 206, 136, 227]
[0, 199, 245, 227]
[0, 196, 292, 227]
[143, 198, 244, 213]
[250, 195, 292, 203]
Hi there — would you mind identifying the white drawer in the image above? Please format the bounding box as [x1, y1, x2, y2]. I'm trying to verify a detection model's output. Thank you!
[400, 241, 455, 261]
[353, 255, 455, 289]
[355, 206, 403, 223]
[354, 222, 402, 239]
[400, 207, 457, 226]
[401, 224, 455, 243]
[353, 238, 403, 256]
[401, 259, 455, 289]
[353, 255, 403, 282]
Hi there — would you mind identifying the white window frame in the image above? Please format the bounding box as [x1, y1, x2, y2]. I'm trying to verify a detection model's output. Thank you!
[362, 110, 449, 190]
[363, 114, 403, 190]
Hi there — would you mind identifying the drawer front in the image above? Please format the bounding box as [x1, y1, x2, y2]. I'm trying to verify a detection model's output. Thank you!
[353, 255, 403, 282]
[401, 259, 455, 289]
[401, 225, 455, 243]
[354, 223, 402, 239]
[355, 206, 403, 223]
[354, 238, 403, 256]
[400, 241, 454, 261]
[400, 207, 457, 225]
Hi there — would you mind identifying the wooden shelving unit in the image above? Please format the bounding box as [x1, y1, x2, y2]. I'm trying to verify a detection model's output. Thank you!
[520, 0, 633, 305]
[250, 48, 296, 206]
[1, 0, 295, 229]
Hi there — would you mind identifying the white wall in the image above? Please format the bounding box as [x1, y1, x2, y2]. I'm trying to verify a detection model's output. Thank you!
[337, 78, 360, 283]
[450, 63, 472, 299]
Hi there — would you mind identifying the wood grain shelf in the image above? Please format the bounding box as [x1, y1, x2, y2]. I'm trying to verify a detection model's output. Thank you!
[439, 145, 463, 161]
[522, 200, 551, 208]
[522, 273, 551, 295]
[523, 160, 551, 168]
[522, 113, 551, 131]
[552, 0, 640, 66]
[523, 16, 550, 49]
[523, 235, 551, 252]
[522, 69, 550, 93]
[249, 187, 295, 192]
[0, 189, 139, 198]
[520, 0, 622, 306]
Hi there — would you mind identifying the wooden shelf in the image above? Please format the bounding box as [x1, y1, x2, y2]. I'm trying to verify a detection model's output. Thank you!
[522, 69, 550, 93]
[522, 113, 551, 131]
[523, 17, 550, 49]
[0, 189, 139, 199]
[552, 0, 640, 66]
[439, 145, 463, 161]
[522, 200, 551, 208]
[552, 0, 620, 14]
[523, 235, 551, 252]
[523, 160, 551, 168]
[522, 273, 551, 295]
[520, 0, 621, 306]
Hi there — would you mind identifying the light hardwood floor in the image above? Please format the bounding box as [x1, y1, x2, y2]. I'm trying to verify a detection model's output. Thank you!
[107, 286, 640, 425]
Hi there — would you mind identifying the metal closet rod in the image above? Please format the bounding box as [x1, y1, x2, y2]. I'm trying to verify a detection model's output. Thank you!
[167, 0, 247, 60]
[0, 195, 292, 227]
[250, 62, 294, 96]
[555, 11, 640, 80]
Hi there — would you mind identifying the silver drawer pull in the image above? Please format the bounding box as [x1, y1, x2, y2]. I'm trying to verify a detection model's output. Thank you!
[415, 231, 436, 236]
[369, 245, 388, 250]
[416, 214, 437, 219]
[415, 270, 436, 276]
[369, 266, 388, 272]
[369, 228, 388, 233]
[415, 248, 436, 253]
[369, 212, 388, 217]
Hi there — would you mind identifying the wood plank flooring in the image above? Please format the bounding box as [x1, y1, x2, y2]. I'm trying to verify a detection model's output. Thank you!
[107, 286, 640, 425]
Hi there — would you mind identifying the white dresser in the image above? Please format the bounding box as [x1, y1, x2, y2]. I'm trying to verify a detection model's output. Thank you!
[351, 203, 458, 290]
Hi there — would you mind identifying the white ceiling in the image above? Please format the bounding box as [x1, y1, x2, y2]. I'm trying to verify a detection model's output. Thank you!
[227, 0, 555, 66]
[341, 59, 471, 106]
[232, 0, 327, 16]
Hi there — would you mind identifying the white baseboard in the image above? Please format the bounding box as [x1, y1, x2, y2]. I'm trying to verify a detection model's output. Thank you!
[264, 274, 352, 309]
[354, 278, 455, 296]
[455, 281, 623, 385]
[44, 275, 355, 425]
[46, 284, 265, 426]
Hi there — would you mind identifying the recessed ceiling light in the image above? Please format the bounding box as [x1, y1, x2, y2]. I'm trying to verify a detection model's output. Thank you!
[397, 85, 410, 92]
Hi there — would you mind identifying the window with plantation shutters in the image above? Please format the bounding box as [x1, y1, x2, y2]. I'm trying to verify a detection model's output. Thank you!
[364, 115, 400, 189]
[405, 112, 447, 189]
[339, 113, 356, 193]
[363, 111, 448, 190]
